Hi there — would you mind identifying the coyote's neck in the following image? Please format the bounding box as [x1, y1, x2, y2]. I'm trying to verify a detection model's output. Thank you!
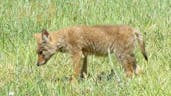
[50, 32, 67, 53]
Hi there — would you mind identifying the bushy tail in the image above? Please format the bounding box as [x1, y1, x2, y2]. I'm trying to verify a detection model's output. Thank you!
[134, 29, 148, 61]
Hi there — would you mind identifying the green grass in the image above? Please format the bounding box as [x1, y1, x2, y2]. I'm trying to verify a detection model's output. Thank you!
[0, 0, 171, 95]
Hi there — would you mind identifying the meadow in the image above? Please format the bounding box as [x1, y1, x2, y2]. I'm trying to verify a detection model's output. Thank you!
[0, 0, 171, 95]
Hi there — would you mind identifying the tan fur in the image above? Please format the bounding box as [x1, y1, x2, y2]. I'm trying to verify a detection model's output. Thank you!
[34, 25, 148, 78]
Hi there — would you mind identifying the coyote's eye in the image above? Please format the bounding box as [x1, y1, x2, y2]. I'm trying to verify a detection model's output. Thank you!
[37, 50, 43, 55]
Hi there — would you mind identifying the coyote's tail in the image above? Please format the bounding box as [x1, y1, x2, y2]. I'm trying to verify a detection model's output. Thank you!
[134, 29, 148, 61]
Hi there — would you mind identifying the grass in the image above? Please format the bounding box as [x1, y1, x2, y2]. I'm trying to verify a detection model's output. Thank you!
[0, 0, 171, 95]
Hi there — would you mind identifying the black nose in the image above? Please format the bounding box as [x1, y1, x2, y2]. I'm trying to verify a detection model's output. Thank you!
[37, 63, 40, 66]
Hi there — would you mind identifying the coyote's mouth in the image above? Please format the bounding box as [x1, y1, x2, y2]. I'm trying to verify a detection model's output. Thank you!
[37, 60, 47, 66]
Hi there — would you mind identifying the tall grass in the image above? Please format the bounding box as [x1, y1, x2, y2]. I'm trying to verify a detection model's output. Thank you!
[0, 0, 171, 95]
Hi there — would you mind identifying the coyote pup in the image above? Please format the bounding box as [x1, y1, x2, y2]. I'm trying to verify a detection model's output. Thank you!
[34, 25, 148, 78]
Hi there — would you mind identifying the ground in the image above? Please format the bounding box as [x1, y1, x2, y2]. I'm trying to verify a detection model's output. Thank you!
[0, 0, 171, 95]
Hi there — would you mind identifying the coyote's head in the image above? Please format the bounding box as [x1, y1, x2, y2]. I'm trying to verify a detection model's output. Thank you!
[34, 29, 56, 66]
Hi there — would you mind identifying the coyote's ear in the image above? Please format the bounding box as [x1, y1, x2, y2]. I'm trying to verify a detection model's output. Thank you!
[33, 33, 41, 43]
[42, 29, 50, 42]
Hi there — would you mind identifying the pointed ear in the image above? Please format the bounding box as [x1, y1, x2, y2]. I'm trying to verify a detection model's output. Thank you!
[42, 29, 50, 42]
[33, 33, 41, 43]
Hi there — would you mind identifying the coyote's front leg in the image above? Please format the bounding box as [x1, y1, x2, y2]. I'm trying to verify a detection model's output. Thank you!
[71, 51, 83, 80]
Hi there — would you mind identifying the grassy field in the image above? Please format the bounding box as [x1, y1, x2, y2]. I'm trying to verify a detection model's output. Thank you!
[0, 0, 171, 95]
